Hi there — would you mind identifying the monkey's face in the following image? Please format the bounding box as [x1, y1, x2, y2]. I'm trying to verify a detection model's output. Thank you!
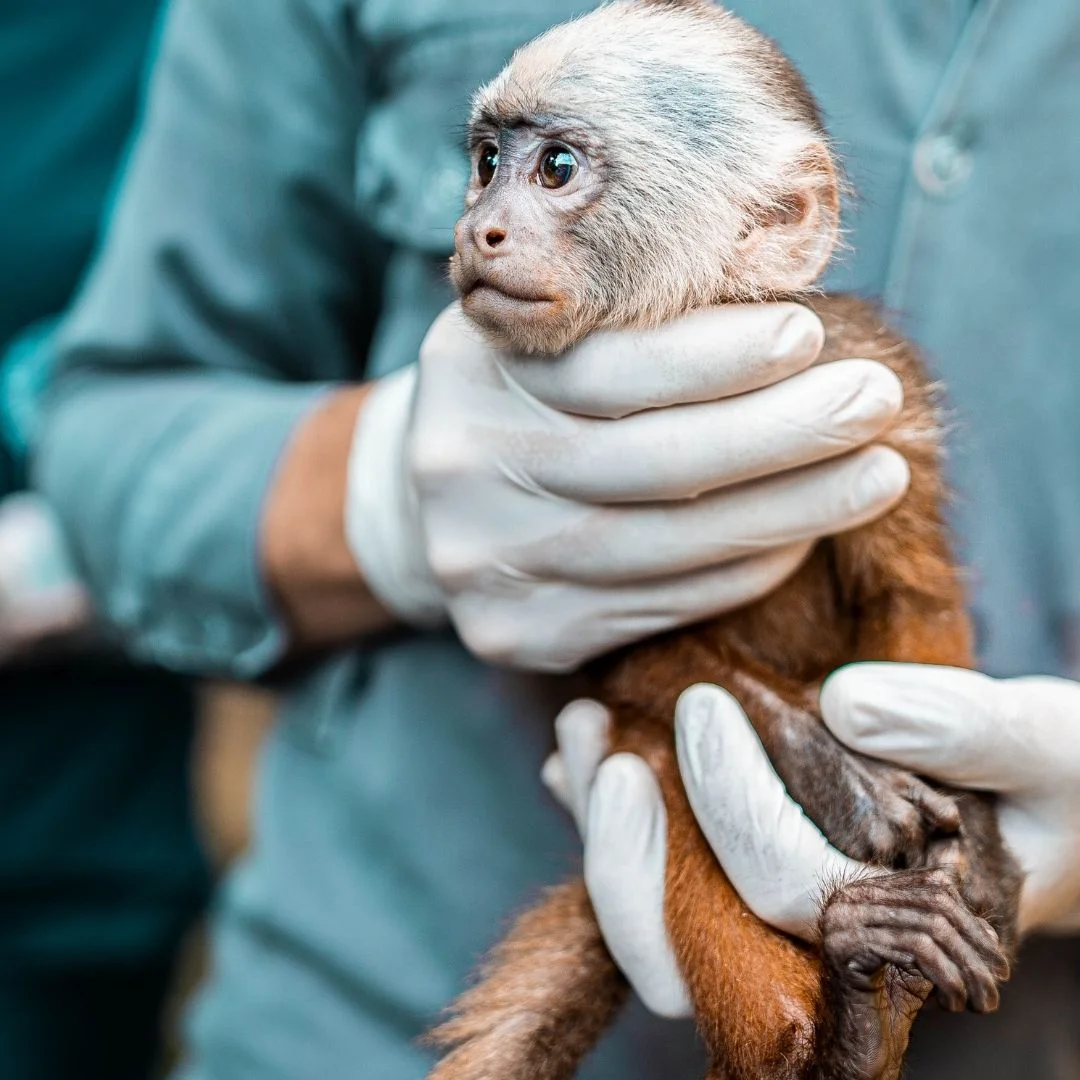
[451, 0, 843, 356]
[451, 123, 604, 355]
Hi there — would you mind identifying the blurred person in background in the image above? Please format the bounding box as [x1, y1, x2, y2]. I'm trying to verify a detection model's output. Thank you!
[0, 4, 210, 1077]
[31, 2, 1080, 1078]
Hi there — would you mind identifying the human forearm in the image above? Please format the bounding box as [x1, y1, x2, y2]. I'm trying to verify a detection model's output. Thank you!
[260, 383, 397, 651]
[37, 372, 325, 677]
[30, 0, 386, 673]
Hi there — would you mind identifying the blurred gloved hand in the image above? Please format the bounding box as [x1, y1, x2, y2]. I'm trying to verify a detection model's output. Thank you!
[0, 492, 92, 662]
[345, 301, 909, 672]
[545, 669, 1080, 1016]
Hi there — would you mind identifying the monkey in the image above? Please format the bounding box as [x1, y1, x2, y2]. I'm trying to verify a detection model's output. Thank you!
[425, 3, 1024, 1079]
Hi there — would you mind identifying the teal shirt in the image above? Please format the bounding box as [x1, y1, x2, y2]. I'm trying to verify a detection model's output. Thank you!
[36, 0, 1080, 1074]
[0, 0, 208, 967]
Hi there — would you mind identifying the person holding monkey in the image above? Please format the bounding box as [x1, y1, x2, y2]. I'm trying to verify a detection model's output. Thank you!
[32, 1, 1080, 1077]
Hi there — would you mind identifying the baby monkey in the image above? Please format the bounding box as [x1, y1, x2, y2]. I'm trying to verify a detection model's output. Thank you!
[429, 3, 1023, 1079]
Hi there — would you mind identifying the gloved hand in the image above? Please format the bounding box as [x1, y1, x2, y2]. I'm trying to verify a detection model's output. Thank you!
[345, 301, 909, 672]
[546, 670, 1080, 1016]
[0, 492, 92, 662]
[541, 687, 864, 1017]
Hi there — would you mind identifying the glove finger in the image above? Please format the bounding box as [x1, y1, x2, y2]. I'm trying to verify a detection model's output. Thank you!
[675, 683, 870, 939]
[520, 542, 813, 672]
[528, 360, 903, 503]
[501, 303, 823, 418]
[594, 540, 814, 643]
[457, 542, 815, 673]
[554, 699, 612, 833]
[540, 753, 572, 814]
[521, 446, 909, 584]
[820, 664, 1064, 794]
[584, 754, 692, 1018]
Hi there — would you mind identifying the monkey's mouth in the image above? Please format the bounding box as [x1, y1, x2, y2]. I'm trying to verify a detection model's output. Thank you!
[462, 280, 556, 307]
[461, 279, 563, 332]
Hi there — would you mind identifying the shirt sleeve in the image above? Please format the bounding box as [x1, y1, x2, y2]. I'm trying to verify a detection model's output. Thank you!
[34, 0, 386, 678]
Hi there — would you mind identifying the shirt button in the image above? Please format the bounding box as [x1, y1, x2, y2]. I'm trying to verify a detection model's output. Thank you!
[913, 132, 973, 197]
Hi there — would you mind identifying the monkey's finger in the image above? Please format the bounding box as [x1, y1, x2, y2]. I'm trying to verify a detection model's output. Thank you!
[584, 754, 693, 1019]
[821, 665, 1080, 795]
[518, 447, 908, 584]
[528, 360, 905, 503]
[501, 303, 824, 418]
[906, 778, 961, 834]
[675, 683, 875, 940]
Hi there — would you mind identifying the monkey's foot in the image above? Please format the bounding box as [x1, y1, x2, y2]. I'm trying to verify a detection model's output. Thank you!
[822, 868, 1009, 1012]
[765, 705, 960, 867]
[816, 868, 1009, 1080]
[921, 795, 1024, 954]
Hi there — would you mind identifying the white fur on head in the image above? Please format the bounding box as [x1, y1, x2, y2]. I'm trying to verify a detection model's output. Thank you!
[470, 0, 841, 337]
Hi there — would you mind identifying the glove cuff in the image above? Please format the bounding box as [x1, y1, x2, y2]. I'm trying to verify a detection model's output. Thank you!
[344, 366, 446, 628]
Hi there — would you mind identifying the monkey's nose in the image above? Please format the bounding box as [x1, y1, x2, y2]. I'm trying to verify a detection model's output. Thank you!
[474, 224, 509, 255]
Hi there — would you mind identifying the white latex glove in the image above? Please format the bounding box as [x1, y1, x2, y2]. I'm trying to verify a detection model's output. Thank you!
[346, 301, 909, 672]
[0, 492, 92, 662]
[542, 686, 864, 1017]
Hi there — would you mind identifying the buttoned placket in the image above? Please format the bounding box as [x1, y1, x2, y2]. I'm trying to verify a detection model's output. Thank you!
[882, 0, 1001, 312]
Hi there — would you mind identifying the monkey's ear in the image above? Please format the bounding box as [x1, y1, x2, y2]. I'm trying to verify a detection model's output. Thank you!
[737, 143, 840, 293]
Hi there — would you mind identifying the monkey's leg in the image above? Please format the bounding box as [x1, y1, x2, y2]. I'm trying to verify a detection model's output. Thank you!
[426, 878, 629, 1080]
[427, 714, 828, 1080]
[612, 720, 824, 1080]
[726, 667, 961, 868]
[812, 868, 1010, 1080]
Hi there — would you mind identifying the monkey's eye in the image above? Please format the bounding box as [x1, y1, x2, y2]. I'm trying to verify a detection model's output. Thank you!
[538, 147, 577, 189]
[477, 143, 499, 187]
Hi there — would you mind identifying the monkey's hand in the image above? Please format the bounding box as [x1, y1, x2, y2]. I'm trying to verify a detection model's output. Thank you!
[823, 663, 1080, 935]
[815, 868, 1008, 1080]
[344, 302, 910, 672]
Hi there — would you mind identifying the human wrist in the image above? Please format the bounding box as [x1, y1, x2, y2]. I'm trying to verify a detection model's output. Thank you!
[260, 385, 395, 650]
[344, 366, 446, 628]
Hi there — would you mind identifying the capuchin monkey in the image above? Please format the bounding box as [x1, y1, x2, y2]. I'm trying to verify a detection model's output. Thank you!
[429, 3, 1023, 1079]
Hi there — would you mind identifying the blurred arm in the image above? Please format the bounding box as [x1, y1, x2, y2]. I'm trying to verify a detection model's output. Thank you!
[35, 0, 391, 677]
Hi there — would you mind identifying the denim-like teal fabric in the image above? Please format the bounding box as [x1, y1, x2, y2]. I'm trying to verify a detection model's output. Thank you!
[0, 0, 208, 972]
[37, 1, 1080, 1076]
